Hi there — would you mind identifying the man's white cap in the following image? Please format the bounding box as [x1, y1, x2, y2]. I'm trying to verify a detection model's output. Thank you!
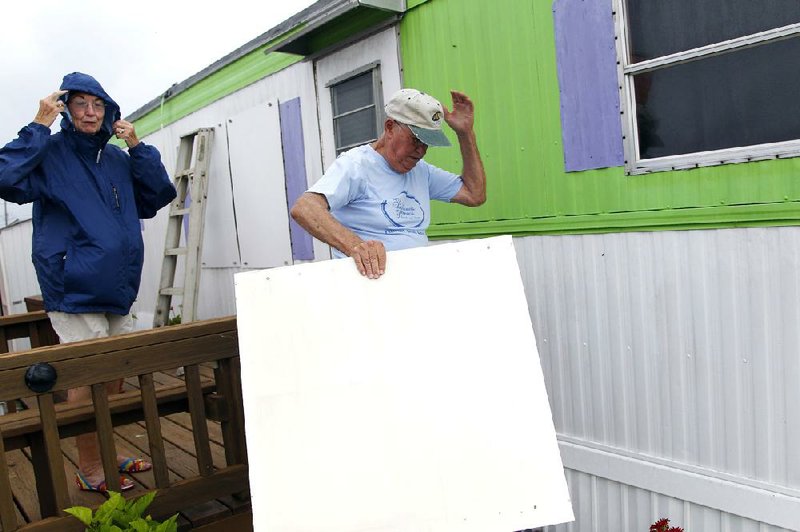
[385, 88, 451, 147]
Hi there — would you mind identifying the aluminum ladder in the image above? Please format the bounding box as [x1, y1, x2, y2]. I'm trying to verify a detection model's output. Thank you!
[153, 128, 213, 328]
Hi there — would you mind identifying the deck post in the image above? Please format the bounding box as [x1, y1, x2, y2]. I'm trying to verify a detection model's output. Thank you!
[0, 426, 18, 531]
[28, 432, 58, 518]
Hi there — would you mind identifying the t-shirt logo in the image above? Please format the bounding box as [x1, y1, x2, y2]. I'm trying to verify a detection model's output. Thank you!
[381, 191, 424, 228]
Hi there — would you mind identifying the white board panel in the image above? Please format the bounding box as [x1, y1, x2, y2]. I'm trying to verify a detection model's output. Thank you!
[235, 235, 573, 531]
[227, 100, 293, 268]
[200, 127, 241, 268]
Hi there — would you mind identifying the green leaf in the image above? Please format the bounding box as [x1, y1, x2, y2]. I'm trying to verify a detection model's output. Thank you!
[95, 492, 125, 522]
[128, 518, 151, 532]
[129, 490, 157, 518]
[61, 489, 175, 531]
[63, 506, 93, 525]
[154, 513, 179, 532]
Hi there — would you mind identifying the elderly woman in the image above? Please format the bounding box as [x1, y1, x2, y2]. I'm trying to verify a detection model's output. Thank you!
[0, 72, 176, 492]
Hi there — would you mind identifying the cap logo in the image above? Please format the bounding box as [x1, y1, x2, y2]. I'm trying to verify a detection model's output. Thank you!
[432, 111, 442, 122]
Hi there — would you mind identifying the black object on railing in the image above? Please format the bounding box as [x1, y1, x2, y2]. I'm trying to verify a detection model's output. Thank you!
[24, 362, 57, 393]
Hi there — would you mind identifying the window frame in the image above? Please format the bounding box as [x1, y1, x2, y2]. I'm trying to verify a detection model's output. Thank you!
[326, 62, 384, 156]
[613, 1, 800, 175]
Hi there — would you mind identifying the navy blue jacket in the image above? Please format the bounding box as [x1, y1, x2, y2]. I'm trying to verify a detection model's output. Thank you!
[0, 72, 176, 314]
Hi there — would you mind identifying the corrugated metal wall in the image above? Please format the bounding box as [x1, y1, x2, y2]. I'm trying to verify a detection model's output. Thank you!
[512, 227, 800, 531]
[132, 56, 326, 323]
[0, 220, 39, 350]
[551, 470, 795, 532]
[0, 220, 37, 315]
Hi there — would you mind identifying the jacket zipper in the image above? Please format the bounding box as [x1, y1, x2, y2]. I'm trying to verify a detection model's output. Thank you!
[96, 148, 120, 211]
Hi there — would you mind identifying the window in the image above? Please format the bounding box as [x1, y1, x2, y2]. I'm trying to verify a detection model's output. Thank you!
[328, 64, 383, 156]
[615, 0, 800, 174]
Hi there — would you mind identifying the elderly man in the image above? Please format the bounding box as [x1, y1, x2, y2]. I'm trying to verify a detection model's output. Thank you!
[291, 88, 486, 279]
[0, 72, 176, 492]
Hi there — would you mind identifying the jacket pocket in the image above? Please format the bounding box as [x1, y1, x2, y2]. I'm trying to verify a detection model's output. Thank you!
[63, 242, 125, 309]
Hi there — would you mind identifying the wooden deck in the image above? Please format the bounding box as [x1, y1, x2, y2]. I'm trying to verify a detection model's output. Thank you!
[0, 312, 251, 532]
[5, 368, 249, 530]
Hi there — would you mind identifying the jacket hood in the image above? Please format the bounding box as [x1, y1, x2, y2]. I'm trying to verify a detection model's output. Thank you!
[58, 72, 121, 143]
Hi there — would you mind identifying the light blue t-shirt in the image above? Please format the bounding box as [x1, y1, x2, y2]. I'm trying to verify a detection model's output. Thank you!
[309, 145, 463, 257]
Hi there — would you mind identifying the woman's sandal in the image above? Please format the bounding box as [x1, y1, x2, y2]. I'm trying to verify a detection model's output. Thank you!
[118, 457, 152, 473]
[75, 471, 134, 493]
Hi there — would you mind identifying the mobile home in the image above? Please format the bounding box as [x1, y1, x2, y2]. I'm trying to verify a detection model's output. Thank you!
[2, 1, 799, 530]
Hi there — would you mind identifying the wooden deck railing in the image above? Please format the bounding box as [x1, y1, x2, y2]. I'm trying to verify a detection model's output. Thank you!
[0, 315, 249, 531]
[0, 311, 59, 354]
[0, 311, 60, 413]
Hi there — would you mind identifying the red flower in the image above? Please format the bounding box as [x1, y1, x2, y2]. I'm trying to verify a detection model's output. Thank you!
[650, 518, 684, 532]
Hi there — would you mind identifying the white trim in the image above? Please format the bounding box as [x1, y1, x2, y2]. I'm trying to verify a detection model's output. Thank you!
[630, 139, 800, 175]
[559, 436, 800, 530]
[612, 1, 638, 170]
[325, 60, 382, 88]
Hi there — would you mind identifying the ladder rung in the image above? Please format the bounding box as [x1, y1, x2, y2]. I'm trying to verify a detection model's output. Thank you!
[165, 247, 187, 256]
[175, 170, 195, 179]
[160, 287, 184, 296]
[170, 208, 190, 216]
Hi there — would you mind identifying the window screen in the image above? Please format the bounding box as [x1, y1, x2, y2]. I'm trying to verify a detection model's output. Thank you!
[626, 0, 800, 62]
[619, 0, 800, 173]
[330, 68, 382, 156]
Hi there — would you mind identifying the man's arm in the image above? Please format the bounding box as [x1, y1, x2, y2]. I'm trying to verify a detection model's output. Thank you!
[442, 91, 487, 207]
[290, 192, 386, 279]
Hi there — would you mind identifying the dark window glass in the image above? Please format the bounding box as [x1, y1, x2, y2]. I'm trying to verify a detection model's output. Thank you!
[331, 69, 380, 154]
[335, 108, 377, 150]
[626, 0, 800, 62]
[635, 38, 800, 159]
[332, 73, 374, 115]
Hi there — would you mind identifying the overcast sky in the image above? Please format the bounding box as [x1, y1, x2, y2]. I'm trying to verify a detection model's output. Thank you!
[1, 0, 316, 226]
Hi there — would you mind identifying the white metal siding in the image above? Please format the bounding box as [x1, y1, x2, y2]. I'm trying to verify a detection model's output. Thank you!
[0, 220, 37, 315]
[545, 469, 794, 532]
[132, 59, 324, 322]
[513, 228, 800, 531]
[0, 220, 38, 350]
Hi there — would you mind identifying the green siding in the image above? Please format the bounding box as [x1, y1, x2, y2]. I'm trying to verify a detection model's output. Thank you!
[131, 50, 303, 139]
[128, 8, 395, 141]
[399, 0, 800, 237]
